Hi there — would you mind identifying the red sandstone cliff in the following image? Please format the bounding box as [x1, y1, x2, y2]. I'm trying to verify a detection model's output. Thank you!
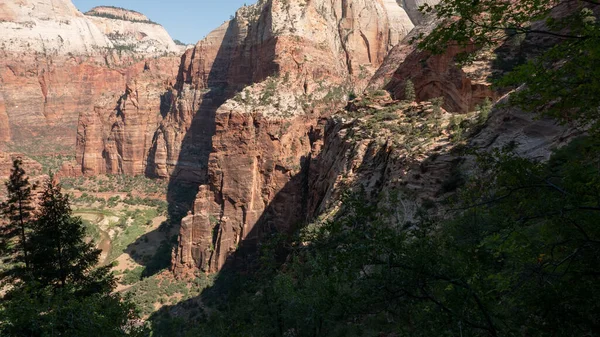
[169, 0, 436, 275]
[0, 52, 179, 159]
[72, 57, 179, 176]
[0, 152, 42, 179]
[0, 0, 181, 166]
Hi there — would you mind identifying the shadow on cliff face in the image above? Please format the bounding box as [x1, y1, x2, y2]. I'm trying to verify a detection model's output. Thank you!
[162, 21, 239, 259]
[144, 11, 281, 278]
[147, 154, 313, 335]
[133, 21, 239, 278]
[144, 119, 465, 335]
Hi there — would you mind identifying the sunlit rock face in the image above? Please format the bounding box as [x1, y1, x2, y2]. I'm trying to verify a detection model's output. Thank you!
[169, 0, 419, 275]
[0, 0, 112, 54]
[385, 44, 495, 113]
[85, 6, 180, 55]
[0, 0, 181, 175]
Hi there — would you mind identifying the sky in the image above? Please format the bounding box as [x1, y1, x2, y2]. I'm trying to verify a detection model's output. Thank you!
[72, 0, 256, 44]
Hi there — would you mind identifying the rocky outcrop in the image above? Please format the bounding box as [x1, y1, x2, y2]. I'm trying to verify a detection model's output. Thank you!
[400, 0, 441, 25]
[85, 6, 179, 55]
[366, 12, 495, 114]
[172, 113, 314, 274]
[367, 17, 437, 91]
[469, 93, 580, 160]
[148, 0, 412, 180]
[85, 6, 151, 22]
[307, 91, 576, 232]
[73, 57, 180, 176]
[384, 44, 495, 113]
[383, 0, 415, 46]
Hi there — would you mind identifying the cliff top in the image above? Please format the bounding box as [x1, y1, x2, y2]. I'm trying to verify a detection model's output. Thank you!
[85, 6, 159, 25]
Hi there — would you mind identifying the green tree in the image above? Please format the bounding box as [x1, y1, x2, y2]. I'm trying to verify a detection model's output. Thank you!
[28, 178, 113, 294]
[1, 175, 146, 336]
[0, 158, 35, 277]
[404, 79, 416, 102]
[0, 283, 146, 337]
[476, 97, 492, 124]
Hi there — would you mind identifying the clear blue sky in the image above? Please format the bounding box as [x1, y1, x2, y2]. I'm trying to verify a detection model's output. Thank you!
[72, 0, 256, 44]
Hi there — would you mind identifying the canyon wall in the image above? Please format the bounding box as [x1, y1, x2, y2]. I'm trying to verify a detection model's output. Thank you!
[0, 152, 42, 179]
[1, 0, 499, 278]
[170, 0, 438, 275]
[0, 92, 9, 145]
[307, 91, 575, 226]
[0, 52, 179, 157]
[0, 0, 181, 172]
[384, 44, 495, 113]
[149, 0, 417, 181]
[73, 58, 180, 176]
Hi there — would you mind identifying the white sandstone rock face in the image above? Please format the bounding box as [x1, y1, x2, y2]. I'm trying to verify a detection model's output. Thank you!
[383, 0, 415, 46]
[0, 0, 113, 54]
[84, 6, 149, 22]
[253, 0, 415, 81]
[0, 1, 179, 56]
[87, 16, 179, 54]
[85, 6, 179, 55]
[399, 0, 441, 25]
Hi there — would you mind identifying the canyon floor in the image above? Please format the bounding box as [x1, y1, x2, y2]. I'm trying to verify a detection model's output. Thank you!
[57, 174, 211, 317]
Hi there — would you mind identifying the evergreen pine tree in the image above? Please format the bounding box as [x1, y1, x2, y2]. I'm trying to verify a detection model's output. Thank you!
[0, 158, 35, 278]
[404, 79, 416, 102]
[28, 178, 114, 295]
[1, 175, 146, 336]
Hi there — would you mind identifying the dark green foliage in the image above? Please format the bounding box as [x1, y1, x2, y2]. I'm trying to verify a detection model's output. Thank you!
[142, 237, 176, 278]
[0, 159, 35, 277]
[0, 283, 146, 337]
[259, 78, 278, 105]
[60, 174, 167, 195]
[113, 44, 137, 52]
[123, 194, 168, 215]
[476, 97, 492, 124]
[29, 179, 114, 294]
[1, 173, 145, 336]
[404, 79, 416, 102]
[121, 266, 145, 285]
